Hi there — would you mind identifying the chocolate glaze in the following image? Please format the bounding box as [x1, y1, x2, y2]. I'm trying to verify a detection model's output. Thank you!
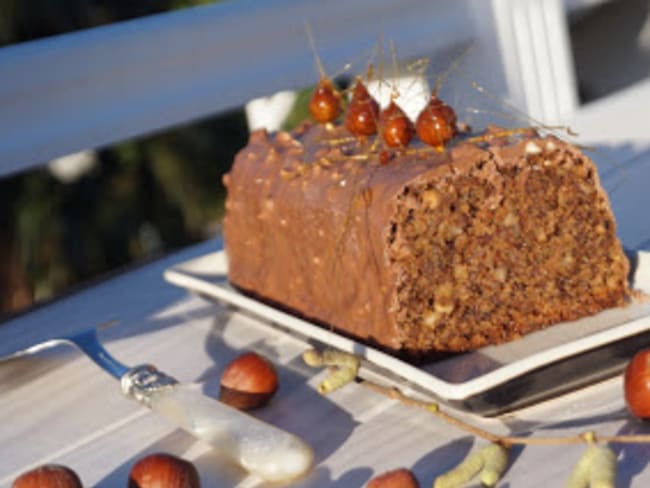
[222, 123, 629, 355]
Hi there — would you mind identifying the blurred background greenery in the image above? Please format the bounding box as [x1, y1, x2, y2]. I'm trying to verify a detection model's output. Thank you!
[0, 0, 215, 46]
[0, 0, 254, 317]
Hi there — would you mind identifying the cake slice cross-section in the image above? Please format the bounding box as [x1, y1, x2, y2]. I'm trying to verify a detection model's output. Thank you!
[223, 123, 629, 356]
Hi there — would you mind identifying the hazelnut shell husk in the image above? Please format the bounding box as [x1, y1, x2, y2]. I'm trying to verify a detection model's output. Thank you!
[219, 351, 279, 410]
[128, 453, 200, 488]
[12, 464, 82, 488]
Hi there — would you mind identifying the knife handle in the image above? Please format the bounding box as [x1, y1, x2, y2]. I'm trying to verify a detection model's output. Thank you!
[121, 365, 313, 482]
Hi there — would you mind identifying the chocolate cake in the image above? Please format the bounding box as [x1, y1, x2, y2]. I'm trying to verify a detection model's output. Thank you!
[222, 122, 630, 355]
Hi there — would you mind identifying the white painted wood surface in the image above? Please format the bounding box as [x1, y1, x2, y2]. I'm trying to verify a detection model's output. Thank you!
[1, 194, 650, 487]
[0, 105, 649, 485]
[491, 0, 578, 124]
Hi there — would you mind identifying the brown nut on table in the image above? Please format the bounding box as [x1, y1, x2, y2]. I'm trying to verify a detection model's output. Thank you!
[219, 351, 279, 410]
[625, 348, 650, 419]
[128, 453, 200, 488]
[12, 464, 82, 488]
[367, 468, 420, 488]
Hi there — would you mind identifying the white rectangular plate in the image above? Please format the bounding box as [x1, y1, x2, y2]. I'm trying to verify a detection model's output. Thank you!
[164, 248, 650, 415]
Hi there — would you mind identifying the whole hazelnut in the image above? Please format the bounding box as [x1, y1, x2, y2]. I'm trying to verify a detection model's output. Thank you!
[367, 468, 420, 488]
[625, 349, 650, 419]
[128, 453, 200, 488]
[12, 464, 82, 488]
[219, 351, 279, 410]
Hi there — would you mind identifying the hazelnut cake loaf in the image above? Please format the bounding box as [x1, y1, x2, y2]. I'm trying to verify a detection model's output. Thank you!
[222, 121, 630, 356]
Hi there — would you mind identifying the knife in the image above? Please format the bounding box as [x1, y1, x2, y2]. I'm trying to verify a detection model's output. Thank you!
[1, 323, 313, 483]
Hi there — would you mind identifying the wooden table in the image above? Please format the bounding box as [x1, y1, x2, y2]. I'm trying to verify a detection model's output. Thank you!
[2, 146, 650, 487]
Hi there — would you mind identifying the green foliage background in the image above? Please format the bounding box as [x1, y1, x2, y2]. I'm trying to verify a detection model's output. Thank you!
[0, 1, 252, 313]
[0, 0, 215, 47]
